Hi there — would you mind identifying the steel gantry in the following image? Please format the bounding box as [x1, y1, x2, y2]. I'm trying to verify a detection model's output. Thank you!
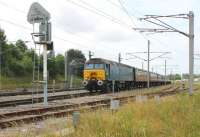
[133, 12, 194, 95]
[127, 40, 171, 88]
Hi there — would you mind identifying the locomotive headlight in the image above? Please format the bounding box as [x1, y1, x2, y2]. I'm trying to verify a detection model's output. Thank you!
[97, 80, 103, 86]
[82, 80, 88, 86]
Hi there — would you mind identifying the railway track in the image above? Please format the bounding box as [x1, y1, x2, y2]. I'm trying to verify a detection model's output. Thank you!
[0, 87, 84, 97]
[0, 90, 90, 107]
[0, 86, 172, 108]
[0, 86, 183, 129]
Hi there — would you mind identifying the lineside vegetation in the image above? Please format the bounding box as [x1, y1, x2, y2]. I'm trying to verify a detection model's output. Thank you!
[3, 86, 200, 137]
[69, 91, 200, 137]
[0, 28, 86, 89]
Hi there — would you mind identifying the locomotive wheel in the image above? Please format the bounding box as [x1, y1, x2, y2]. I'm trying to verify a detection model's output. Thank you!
[104, 83, 112, 93]
[101, 83, 109, 93]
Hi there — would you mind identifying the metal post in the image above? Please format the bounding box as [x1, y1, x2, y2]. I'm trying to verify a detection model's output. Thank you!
[118, 53, 121, 83]
[118, 53, 121, 63]
[70, 74, 74, 88]
[0, 40, 1, 90]
[89, 51, 92, 60]
[170, 69, 172, 81]
[164, 60, 167, 85]
[189, 11, 194, 95]
[53, 79, 55, 95]
[69, 61, 73, 88]
[64, 51, 68, 89]
[112, 80, 115, 93]
[142, 62, 144, 70]
[173, 71, 175, 87]
[147, 40, 150, 88]
[43, 44, 48, 106]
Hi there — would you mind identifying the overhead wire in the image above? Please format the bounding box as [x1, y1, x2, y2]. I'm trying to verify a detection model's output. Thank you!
[53, 36, 90, 47]
[0, 1, 26, 14]
[116, 0, 174, 48]
[0, 0, 174, 58]
[0, 18, 31, 31]
[66, 0, 132, 29]
[0, 0, 142, 44]
[0, 1, 96, 46]
[107, 0, 144, 18]
[65, 0, 174, 59]
[78, 0, 129, 26]
[106, 0, 121, 8]
[115, 0, 148, 41]
[65, 0, 150, 43]
[0, 16, 115, 57]
[0, 17, 93, 48]
[116, 0, 174, 69]
[0, 0, 134, 42]
[0, 1, 173, 69]
[117, 0, 137, 27]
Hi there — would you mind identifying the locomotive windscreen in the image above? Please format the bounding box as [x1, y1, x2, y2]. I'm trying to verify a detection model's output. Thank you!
[85, 64, 104, 69]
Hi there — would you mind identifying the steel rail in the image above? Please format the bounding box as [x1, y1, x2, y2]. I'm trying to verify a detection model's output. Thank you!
[0, 86, 184, 129]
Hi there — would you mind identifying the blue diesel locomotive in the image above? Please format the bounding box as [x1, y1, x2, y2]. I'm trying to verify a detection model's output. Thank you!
[82, 58, 170, 92]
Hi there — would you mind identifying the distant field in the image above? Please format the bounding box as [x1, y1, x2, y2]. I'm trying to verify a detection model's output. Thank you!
[0, 76, 32, 89]
[0, 75, 83, 90]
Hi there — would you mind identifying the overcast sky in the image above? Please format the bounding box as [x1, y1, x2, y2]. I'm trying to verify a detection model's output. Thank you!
[0, 0, 199, 75]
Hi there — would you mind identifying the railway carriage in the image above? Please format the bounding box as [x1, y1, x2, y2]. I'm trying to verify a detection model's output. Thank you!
[82, 58, 170, 92]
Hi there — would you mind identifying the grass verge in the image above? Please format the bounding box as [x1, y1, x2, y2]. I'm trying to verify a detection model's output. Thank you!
[0, 75, 83, 90]
[69, 91, 200, 137]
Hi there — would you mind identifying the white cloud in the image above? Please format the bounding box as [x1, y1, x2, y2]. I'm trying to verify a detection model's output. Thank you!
[55, 3, 97, 33]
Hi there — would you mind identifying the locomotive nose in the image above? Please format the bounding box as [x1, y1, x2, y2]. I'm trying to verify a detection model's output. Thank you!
[90, 72, 97, 77]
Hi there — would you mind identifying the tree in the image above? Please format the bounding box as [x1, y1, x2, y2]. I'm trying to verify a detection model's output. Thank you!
[55, 54, 65, 76]
[66, 49, 86, 77]
[175, 74, 181, 80]
[0, 26, 86, 81]
[0, 28, 6, 75]
[47, 51, 56, 79]
[16, 40, 28, 52]
[182, 73, 189, 79]
[0, 29, 34, 76]
[0, 28, 6, 44]
[67, 49, 86, 63]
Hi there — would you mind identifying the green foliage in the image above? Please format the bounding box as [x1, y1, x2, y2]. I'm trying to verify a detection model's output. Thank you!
[175, 74, 181, 80]
[0, 28, 86, 88]
[1, 76, 32, 89]
[1, 39, 33, 76]
[168, 73, 181, 80]
[66, 49, 86, 77]
[16, 39, 28, 52]
[67, 49, 86, 63]
[0, 28, 6, 44]
[55, 54, 65, 75]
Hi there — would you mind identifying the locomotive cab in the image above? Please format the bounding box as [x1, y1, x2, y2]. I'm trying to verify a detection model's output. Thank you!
[83, 61, 110, 92]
